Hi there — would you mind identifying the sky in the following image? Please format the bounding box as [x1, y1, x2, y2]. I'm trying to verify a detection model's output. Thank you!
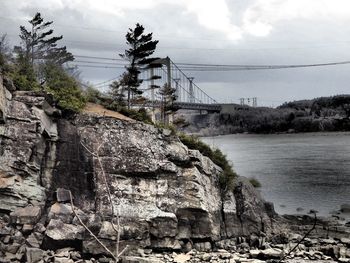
[1, 0, 350, 106]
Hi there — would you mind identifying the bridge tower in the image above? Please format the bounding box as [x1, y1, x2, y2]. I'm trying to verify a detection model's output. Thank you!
[174, 78, 180, 101]
[188, 77, 195, 103]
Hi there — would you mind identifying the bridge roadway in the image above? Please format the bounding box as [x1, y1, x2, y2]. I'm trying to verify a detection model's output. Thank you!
[142, 101, 222, 112]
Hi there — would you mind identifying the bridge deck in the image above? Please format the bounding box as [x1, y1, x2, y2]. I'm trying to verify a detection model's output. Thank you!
[142, 101, 222, 112]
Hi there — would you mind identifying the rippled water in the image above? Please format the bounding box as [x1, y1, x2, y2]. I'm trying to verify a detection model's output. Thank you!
[202, 132, 350, 217]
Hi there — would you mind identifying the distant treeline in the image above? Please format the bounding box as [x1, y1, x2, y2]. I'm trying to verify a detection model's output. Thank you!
[177, 95, 350, 135]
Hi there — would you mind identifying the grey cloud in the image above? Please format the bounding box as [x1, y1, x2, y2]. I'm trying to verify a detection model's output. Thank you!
[0, 1, 349, 105]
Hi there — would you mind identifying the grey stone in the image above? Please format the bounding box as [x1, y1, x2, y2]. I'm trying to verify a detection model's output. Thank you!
[341, 238, 350, 245]
[34, 223, 46, 233]
[47, 203, 74, 223]
[193, 242, 211, 252]
[25, 247, 44, 263]
[250, 249, 261, 258]
[56, 188, 72, 203]
[5, 242, 21, 254]
[26, 233, 42, 248]
[55, 247, 74, 257]
[10, 206, 42, 225]
[201, 253, 211, 261]
[320, 238, 337, 245]
[3, 235, 10, 244]
[54, 257, 74, 263]
[70, 250, 81, 260]
[260, 248, 283, 259]
[173, 253, 191, 263]
[45, 219, 85, 241]
[22, 224, 34, 234]
[151, 237, 182, 250]
[122, 256, 163, 263]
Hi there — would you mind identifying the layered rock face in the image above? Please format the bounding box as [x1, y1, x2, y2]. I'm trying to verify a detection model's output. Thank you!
[0, 86, 276, 260]
[0, 87, 58, 212]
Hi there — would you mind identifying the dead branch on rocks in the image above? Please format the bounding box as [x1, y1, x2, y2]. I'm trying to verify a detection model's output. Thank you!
[67, 134, 127, 262]
[69, 190, 117, 261]
[277, 213, 317, 263]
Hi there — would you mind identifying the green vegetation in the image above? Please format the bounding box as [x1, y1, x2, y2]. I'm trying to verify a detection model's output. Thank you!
[249, 177, 261, 188]
[185, 95, 350, 135]
[158, 83, 178, 124]
[120, 23, 159, 109]
[1, 13, 86, 113]
[42, 63, 86, 112]
[178, 133, 237, 192]
[119, 107, 153, 124]
[10, 56, 40, 91]
[0, 34, 12, 74]
[85, 86, 104, 104]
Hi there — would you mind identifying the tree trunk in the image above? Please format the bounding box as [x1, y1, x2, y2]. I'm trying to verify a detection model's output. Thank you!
[127, 86, 131, 110]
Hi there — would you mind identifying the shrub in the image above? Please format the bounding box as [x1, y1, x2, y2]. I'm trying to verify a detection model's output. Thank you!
[178, 133, 237, 192]
[10, 56, 40, 91]
[119, 107, 153, 124]
[85, 86, 103, 104]
[249, 177, 261, 188]
[43, 63, 86, 112]
[154, 122, 177, 135]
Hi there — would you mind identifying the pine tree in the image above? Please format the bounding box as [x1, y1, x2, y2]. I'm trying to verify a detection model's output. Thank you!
[16, 12, 73, 66]
[109, 72, 128, 108]
[120, 23, 159, 109]
[158, 83, 178, 124]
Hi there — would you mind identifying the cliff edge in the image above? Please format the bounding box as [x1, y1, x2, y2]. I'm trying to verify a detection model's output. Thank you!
[0, 80, 277, 260]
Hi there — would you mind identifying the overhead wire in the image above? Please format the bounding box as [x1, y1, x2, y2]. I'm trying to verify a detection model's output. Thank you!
[175, 60, 350, 71]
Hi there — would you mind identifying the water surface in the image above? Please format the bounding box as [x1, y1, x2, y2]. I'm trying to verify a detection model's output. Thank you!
[202, 132, 350, 217]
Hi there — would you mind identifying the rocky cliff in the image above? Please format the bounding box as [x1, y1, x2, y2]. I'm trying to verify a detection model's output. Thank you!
[0, 83, 278, 261]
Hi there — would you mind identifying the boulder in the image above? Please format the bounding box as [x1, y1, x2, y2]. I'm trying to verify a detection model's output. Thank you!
[173, 253, 191, 263]
[25, 247, 44, 263]
[260, 248, 283, 259]
[48, 203, 74, 223]
[151, 237, 182, 250]
[26, 232, 43, 248]
[45, 219, 85, 241]
[56, 188, 72, 203]
[122, 256, 163, 263]
[10, 206, 42, 225]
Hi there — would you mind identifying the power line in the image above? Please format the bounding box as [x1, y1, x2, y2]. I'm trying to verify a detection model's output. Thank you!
[74, 60, 127, 66]
[93, 76, 120, 87]
[70, 52, 350, 71]
[74, 55, 125, 61]
[175, 60, 350, 71]
[70, 64, 124, 69]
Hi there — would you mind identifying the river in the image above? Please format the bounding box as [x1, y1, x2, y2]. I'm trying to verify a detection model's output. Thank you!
[202, 132, 350, 218]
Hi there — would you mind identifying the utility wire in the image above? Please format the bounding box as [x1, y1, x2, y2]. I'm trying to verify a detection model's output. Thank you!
[74, 60, 127, 66]
[175, 60, 350, 71]
[70, 64, 125, 69]
[74, 55, 126, 61]
[70, 53, 350, 71]
[93, 76, 120, 87]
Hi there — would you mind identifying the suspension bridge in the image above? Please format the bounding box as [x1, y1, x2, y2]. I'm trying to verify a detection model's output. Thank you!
[138, 57, 222, 113]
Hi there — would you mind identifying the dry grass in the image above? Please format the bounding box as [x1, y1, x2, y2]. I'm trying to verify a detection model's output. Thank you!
[83, 103, 134, 121]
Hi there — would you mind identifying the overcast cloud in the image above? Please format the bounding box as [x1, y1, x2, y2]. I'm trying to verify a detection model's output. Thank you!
[1, 0, 350, 106]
